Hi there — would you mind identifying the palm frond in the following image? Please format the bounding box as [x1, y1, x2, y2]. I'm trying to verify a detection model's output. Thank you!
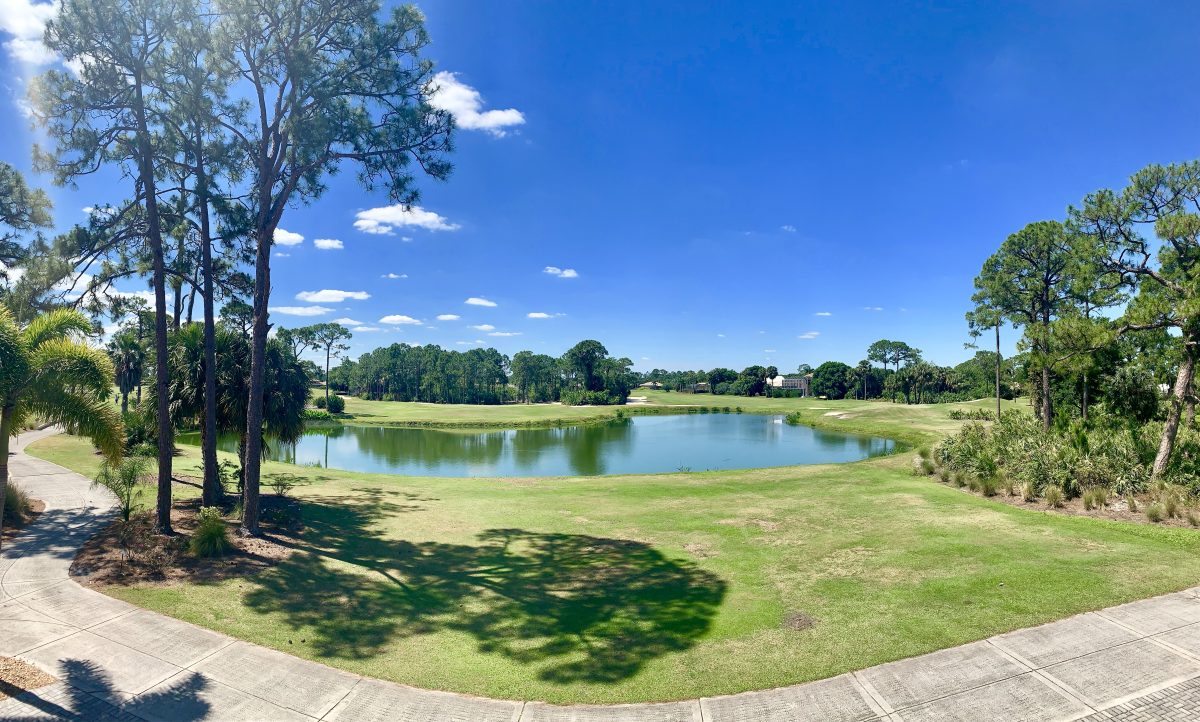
[31, 339, 117, 397]
[22, 308, 94, 350]
[0, 308, 30, 397]
[27, 388, 124, 460]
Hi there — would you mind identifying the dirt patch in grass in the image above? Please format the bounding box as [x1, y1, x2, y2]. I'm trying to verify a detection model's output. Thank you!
[783, 611, 816, 631]
[71, 497, 296, 589]
[683, 541, 717, 559]
[0, 656, 56, 701]
[1, 498, 45, 545]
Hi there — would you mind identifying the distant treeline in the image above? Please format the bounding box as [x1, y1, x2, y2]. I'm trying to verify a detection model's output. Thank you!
[328, 339, 637, 406]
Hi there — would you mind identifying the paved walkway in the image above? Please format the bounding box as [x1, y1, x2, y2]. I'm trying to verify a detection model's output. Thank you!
[6, 431, 1200, 720]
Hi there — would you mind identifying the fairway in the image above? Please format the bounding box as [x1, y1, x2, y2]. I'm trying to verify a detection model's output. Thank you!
[28, 398, 1200, 704]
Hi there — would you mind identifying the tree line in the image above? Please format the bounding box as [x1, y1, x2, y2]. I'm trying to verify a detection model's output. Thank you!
[968, 160, 1200, 479]
[328, 339, 638, 406]
[0, 0, 455, 537]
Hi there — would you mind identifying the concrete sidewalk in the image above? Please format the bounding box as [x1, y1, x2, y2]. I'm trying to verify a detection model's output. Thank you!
[5, 430, 1200, 721]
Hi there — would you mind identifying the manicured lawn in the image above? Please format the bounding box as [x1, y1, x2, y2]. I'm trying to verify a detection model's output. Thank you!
[28, 399, 1200, 704]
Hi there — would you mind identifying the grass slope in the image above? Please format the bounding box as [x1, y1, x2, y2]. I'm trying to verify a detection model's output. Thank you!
[28, 398, 1200, 704]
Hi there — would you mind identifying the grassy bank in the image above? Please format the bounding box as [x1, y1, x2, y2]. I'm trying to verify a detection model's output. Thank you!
[28, 399, 1200, 705]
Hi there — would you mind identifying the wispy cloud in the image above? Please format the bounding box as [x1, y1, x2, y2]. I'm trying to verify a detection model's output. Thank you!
[381, 272, 407, 279]
[489, 331, 521, 337]
[353, 326, 382, 333]
[798, 331, 820, 340]
[470, 324, 495, 331]
[354, 204, 460, 235]
[864, 306, 884, 312]
[527, 312, 563, 319]
[0, 0, 57, 65]
[543, 266, 579, 279]
[429, 71, 525, 137]
[379, 314, 422, 325]
[271, 306, 332, 317]
[814, 311, 832, 317]
[296, 289, 369, 303]
[314, 238, 343, 250]
[436, 314, 460, 321]
[465, 297, 497, 307]
[333, 317, 363, 326]
[781, 224, 797, 233]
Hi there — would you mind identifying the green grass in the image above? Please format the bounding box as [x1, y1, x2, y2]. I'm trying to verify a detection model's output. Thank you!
[28, 399, 1200, 704]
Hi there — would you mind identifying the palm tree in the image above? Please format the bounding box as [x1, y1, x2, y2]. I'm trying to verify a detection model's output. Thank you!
[108, 329, 145, 414]
[0, 308, 124, 548]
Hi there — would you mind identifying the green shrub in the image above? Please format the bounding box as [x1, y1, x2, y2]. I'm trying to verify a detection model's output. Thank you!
[1165, 495, 1179, 519]
[268, 473, 302, 497]
[1146, 504, 1165, 523]
[326, 394, 345, 414]
[1082, 488, 1109, 511]
[1044, 485, 1064, 508]
[314, 395, 327, 409]
[303, 408, 333, 421]
[978, 476, 998, 497]
[190, 507, 231, 557]
[952, 472, 967, 488]
[938, 468, 951, 483]
[948, 408, 994, 421]
[3, 481, 32, 526]
[784, 412, 803, 425]
[94, 457, 150, 522]
[1125, 494, 1138, 513]
[1022, 481, 1037, 502]
[1188, 511, 1200, 527]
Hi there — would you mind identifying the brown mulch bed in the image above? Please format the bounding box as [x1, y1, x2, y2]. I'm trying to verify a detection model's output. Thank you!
[0, 656, 56, 701]
[1, 499, 46, 545]
[71, 496, 298, 589]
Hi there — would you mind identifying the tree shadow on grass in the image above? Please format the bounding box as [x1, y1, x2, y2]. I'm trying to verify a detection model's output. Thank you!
[246, 492, 726, 685]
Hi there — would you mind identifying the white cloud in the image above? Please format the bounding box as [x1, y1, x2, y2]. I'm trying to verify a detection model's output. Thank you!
[527, 312, 562, 319]
[271, 306, 333, 317]
[764, 349, 777, 353]
[353, 326, 382, 333]
[456, 340, 485, 345]
[354, 204, 459, 235]
[716, 333, 725, 338]
[295, 289, 370, 303]
[798, 331, 820, 340]
[781, 225, 797, 233]
[380, 314, 422, 325]
[274, 252, 291, 258]
[381, 272, 408, 279]
[436, 314, 460, 321]
[543, 266, 578, 279]
[465, 297, 497, 307]
[864, 306, 884, 312]
[470, 324, 495, 331]
[488, 331, 521, 337]
[429, 71, 525, 137]
[0, 0, 56, 65]
[333, 317, 363, 326]
[274, 228, 304, 246]
[814, 311, 832, 317]
[314, 238, 343, 250]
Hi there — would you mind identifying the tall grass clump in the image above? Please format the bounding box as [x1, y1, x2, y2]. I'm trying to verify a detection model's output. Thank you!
[3, 481, 33, 526]
[190, 507, 232, 557]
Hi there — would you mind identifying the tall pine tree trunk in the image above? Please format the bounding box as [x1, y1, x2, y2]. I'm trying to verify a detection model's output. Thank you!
[1153, 350, 1197, 479]
[198, 148, 220, 507]
[241, 226, 271, 535]
[994, 322, 1002, 420]
[134, 82, 173, 535]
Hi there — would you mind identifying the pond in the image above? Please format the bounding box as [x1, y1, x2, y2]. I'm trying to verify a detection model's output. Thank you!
[186, 414, 896, 478]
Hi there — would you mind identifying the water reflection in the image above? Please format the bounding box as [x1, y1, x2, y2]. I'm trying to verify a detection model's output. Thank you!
[193, 414, 894, 477]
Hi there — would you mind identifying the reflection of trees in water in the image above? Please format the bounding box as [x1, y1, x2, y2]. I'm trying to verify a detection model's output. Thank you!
[209, 415, 892, 475]
[510, 419, 634, 476]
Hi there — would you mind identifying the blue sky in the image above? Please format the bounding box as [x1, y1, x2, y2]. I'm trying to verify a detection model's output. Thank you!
[2, 1, 1199, 371]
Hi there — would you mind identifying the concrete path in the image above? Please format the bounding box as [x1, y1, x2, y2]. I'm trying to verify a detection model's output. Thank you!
[5, 431, 1200, 720]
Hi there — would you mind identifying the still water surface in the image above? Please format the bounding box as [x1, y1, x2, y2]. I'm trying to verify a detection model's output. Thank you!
[190, 414, 895, 477]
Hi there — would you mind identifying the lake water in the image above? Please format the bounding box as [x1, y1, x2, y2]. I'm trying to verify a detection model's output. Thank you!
[189, 414, 895, 477]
